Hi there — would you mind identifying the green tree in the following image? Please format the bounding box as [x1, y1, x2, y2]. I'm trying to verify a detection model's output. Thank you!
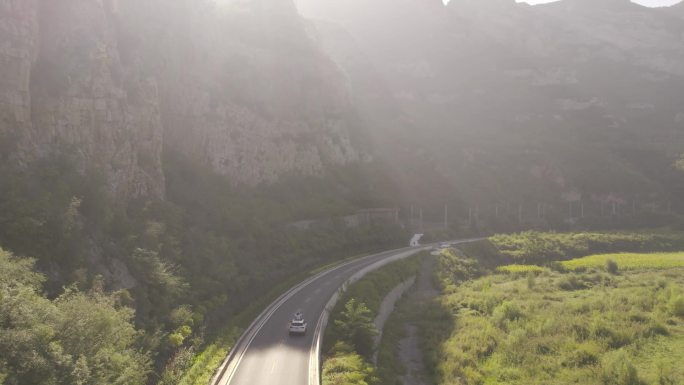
[322, 342, 378, 385]
[0, 248, 151, 385]
[334, 299, 378, 358]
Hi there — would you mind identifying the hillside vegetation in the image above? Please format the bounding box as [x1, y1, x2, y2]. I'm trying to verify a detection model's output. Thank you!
[0, 149, 406, 384]
[322, 255, 423, 385]
[0, 248, 150, 385]
[421, 232, 684, 385]
[490, 231, 684, 264]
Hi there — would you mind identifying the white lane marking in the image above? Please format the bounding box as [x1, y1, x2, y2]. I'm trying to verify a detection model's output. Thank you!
[304, 297, 312, 303]
[270, 360, 278, 373]
[220, 241, 484, 385]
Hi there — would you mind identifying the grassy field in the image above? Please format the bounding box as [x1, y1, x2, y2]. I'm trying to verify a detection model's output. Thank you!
[562, 252, 684, 271]
[426, 242, 684, 385]
[496, 264, 547, 274]
[431, 268, 684, 384]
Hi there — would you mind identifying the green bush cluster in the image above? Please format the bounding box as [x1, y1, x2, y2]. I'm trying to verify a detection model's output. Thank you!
[0, 248, 150, 385]
[435, 248, 484, 291]
[322, 342, 379, 385]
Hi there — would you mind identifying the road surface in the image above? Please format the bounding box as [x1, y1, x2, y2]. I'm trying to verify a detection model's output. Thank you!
[211, 240, 476, 385]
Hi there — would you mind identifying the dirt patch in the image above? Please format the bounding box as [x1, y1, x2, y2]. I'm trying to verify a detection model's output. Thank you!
[397, 255, 439, 385]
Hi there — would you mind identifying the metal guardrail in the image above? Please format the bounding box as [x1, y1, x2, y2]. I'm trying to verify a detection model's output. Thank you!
[307, 247, 427, 385]
[210, 238, 483, 385]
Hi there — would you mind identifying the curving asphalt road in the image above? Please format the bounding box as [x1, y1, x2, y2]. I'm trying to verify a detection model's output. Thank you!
[210, 240, 478, 385]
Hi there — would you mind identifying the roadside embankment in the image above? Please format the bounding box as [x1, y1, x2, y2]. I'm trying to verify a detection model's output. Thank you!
[321, 253, 424, 385]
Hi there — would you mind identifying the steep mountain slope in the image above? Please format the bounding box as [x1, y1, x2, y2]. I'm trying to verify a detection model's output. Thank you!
[299, 0, 684, 213]
[1, 0, 165, 199]
[0, 0, 368, 200]
[0, 2, 400, 383]
[116, 0, 365, 185]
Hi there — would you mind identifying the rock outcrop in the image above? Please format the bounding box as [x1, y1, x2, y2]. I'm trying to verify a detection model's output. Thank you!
[119, 0, 361, 185]
[0, 0, 38, 140]
[0, 0, 365, 199]
[28, 0, 165, 199]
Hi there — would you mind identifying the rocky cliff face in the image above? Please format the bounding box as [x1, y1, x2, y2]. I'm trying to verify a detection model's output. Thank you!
[115, 0, 361, 185]
[29, 0, 165, 199]
[1, 0, 164, 199]
[0, 0, 38, 143]
[0, 0, 364, 199]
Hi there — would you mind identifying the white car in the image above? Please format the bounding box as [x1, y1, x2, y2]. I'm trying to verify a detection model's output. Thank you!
[289, 312, 307, 335]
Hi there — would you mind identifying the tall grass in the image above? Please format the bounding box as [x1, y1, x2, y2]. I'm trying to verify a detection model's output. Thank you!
[562, 252, 684, 271]
[427, 267, 684, 384]
[496, 265, 547, 274]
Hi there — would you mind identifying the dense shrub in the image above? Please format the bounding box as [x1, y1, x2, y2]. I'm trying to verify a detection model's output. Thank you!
[493, 301, 525, 327]
[321, 342, 379, 385]
[669, 295, 684, 317]
[601, 352, 642, 385]
[334, 299, 378, 358]
[557, 275, 589, 291]
[606, 259, 619, 274]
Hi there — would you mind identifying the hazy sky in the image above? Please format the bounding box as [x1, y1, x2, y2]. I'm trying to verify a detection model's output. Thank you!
[442, 0, 682, 6]
[514, 0, 682, 6]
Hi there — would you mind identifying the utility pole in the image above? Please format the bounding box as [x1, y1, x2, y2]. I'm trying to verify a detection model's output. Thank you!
[581, 201, 585, 218]
[612, 201, 617, 216]
[568, 201, 572, 219]
[468, 207, 472, 226]
[410, 205, 414, 228]
[537, 202, 542, 219]
[444, 204, 448, 229]
[419, 208, 423, 232]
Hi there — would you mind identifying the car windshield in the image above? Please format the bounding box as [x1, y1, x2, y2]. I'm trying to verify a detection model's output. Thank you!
[292, 320, 304, 325]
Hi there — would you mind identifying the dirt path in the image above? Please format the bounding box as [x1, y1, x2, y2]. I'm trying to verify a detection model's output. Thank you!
[372, 276, 416, 363]
[397, 255, 439, 385]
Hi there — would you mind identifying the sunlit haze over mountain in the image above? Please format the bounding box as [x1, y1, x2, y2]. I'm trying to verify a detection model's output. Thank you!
[511, 0, 682, 5]
[441, 0, 683, 6]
